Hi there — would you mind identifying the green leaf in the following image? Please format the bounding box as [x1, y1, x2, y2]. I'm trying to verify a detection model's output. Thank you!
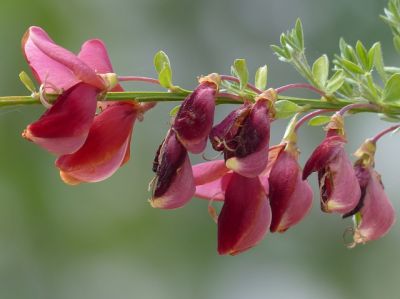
[274, 100, 302, 119]
[154, 51, 173, 88]
[271, 45, 291, 61]
[383, 73, 400, 103]
[154, 51, 171, 74]
[169, 105, 181, 117]
[339, 38, 347, 56]
[355, 41, 369, 70]
[378, 113, 400, 122]
[294, 18, 304, 50]
[308, 115, 331, 126]
[340, 59, 365, 74]
[232, 59, 249, 91]
[312, 55, 329, 87]
[255, 65, 268, 91]
[19, 71, 36, 93]
[371, 42, 387, 82]
[394, 35, 400, 54]
[158, 65, 173, 89]
[326, 70, 344, 94]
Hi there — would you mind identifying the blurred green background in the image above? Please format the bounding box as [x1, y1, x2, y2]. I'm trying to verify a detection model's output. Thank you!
[0, 0, 399, 298]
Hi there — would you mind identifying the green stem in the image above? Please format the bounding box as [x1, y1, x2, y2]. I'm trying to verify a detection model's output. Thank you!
[0, 91, 387, 113]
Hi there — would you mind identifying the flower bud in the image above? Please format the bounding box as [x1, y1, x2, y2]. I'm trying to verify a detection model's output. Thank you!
[173, 74, 219, 154]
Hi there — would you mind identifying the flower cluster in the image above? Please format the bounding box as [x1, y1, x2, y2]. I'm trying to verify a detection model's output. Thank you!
[21, 26, 153, 184]
[19, 27, 396, 256]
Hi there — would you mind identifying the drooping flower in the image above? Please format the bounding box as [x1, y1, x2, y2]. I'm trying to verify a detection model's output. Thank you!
[192, 159, 272, 255]
[22, 26, 147, 184]
[217, 173, 271, 255]
[347, 140, 396, 246]
[150, 129, 195, 209]
[268, 144, 313, 233]
[173, 74, 219, 154]
[209, 89, 276, 178]
[303, 114, 360, 214]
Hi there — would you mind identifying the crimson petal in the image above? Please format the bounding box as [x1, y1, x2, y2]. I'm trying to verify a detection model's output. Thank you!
[218, 173, 271, 255]
[23, 83, 98, 155]
[55, 102, 138, 184]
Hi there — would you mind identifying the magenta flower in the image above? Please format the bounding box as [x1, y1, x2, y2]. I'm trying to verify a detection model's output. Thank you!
[346, 140, 396, 246]
[173, 74, 219, 154]
[268, 146, 313, 233]
[22, 26, 145, 184]
[209, 91, 275, 178]
[192, 159, 271, 255]
[303, 134, 360, 214]
[350, 164, 395, 245]
[150, 129, 195, 209]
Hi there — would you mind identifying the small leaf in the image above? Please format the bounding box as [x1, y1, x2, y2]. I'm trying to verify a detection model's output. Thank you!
[19, 71, 36, 93]
[232, 59, 249, 91]
[326, 70, 344, 94]
[255, 65, 268, 91]
[394, 35, 400, 54]
[383, 73, 400, 103]
[295, 18, 304, 50]
[274, 100, 302, 119]
[308, 115, 331, 126]
[340, 59, 365, 74]
[339, 38, 347, 56]
[355, 41, 369, 70]
[271, 45, 291, 60]
[378, 113, 400, 122]
[158, 65, 173, 89]
[169, 104, 181, 117]
[154, 51, 171, 74]
[312, 55, 329, 87]
[371, 42, 387, 82]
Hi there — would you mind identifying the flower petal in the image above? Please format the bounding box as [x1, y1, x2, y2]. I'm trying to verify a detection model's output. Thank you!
[269, 151, 313, 232]
[193, 160, 229, 185]
[55, 102, 137, 184]
[225, 99, 271, 178]
[78, 39, 124, 92]
[22, 26, 104, 90]
[302, 135, 346, 180]
[150, 130, 195, 209]
[195, 173, 232, 201]
[23, 83, 98, 155]
[218, 173, 271, 255]
[173, 81, 217, 153]
[353, 168, 396, 244]
[319, 149, 361, 214]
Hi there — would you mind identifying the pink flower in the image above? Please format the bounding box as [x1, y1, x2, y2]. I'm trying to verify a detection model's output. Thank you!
[22, 26, 145, 184]
[173, 74, 219, 154]
[192, 159, 271, 255]
[350, 164, 395, 245]
[218, 173, 271, 255]
[209, 90, 275, 178]
[268, 145, 313, 233]
[346, 140, 396, 246]
[303, 134, 360, 214]
[150, 130, 195, 209]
